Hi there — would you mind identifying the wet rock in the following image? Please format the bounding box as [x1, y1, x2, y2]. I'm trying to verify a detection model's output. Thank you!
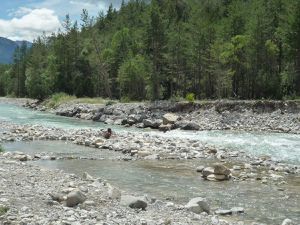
[281, 218, 295, 225]
[207, 174, 229, 181]
[144, 154, 160, 160]
[66, 190, 87, 207]
[202, 167, 214, 177]
[215, 209, 232, 215]
[213, 164, 231, 176]
[231, 207, 244, 214]
[143, 119, 163, 129]
[196, 166, 205, 173]
[120, 195, 147, 210]
[162, 113, 179, 125]
[181, 122, 200, 131]
[185, 197, 210, 214]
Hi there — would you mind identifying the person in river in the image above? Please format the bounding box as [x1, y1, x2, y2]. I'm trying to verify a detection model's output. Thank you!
[103, 128, 112, 139]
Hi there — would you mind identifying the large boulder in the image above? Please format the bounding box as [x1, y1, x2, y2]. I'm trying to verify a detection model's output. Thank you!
[202, 167, 214, 177]
[181, 122, 200, 131]
[66, 190, 87, 207]
[213, 164, 231, 176]
[202, 164, 231, 181]
[120, 195, 147, 210]
[143, 119, 163, 129]
[185, 197, 210, 214]
[162, 113, 179, 125]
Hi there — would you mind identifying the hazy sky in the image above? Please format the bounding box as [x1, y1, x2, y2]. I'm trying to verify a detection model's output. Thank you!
[0, 0, 125, 41]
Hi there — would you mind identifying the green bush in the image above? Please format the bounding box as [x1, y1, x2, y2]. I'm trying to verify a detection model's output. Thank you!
[0, 145, 4, 153]
[44, 93, 76, 109]
[0, 206, 9, 216]
[120, 96, 131, 103]
[105, 100, 116, 106]
[185, 93, 195, 103]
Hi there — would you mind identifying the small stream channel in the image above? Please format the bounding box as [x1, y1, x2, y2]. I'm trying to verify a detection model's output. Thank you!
[1, 103, 300, 224]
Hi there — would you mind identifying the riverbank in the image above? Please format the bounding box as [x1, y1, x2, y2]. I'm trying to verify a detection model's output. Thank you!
[1, 97, 300, 134]
[19, 98, 300, 134]
[1, 153, 228, 225]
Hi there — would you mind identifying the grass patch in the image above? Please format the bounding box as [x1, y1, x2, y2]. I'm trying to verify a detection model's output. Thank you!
[43, 93, 76, 109]
[43, 92, 118, 109]
[0, 206, 9, 216]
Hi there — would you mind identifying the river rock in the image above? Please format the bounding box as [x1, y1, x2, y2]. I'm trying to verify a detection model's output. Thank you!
[215, 209, 232, 215]
[202, 167, 214, 177]
[49, 193, 65, 203]
[185, 197, 210, 214]
[181, 122, 200, 131]
[138, 150, 151, 157]
[207, 174, 229, 181]
[120, 195, 147, 210]
[231, 207, 244, 214]
[233, 165, 242, 170]
[143, 119, 162, 129]
[213, 164, 231, 176]
[107, 184, 121, 200]
[196, 166, 205, 172]
[281, 218, 295, 225]
[66, 190, 87, 207]
[83, 172, 94, 181]
[14, 154, 28, 161]
[144, 154, 160, 160]
[162, 113, 178, 125]
[159, 124, 172, 132]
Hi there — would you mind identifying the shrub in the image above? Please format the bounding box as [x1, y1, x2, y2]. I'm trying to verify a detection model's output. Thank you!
[44, 93, 76, 109]
[105, 100, 116, 106]
[185, 93, 195, 103]
[0, 145, 4, 153]
[0, 206, 9, 216]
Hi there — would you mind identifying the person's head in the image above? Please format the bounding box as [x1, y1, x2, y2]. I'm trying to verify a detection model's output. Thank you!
[107, 128, 112, 134]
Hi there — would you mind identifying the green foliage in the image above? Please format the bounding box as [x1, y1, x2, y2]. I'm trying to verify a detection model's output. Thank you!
[0, 145, 4, 152]
[118, 55, 150, 101]
[105, 100, 117, 106]
[0, 206, 9, 216]
[44, 93, 76, 108]
[185, 93, 195, 103]
[0, 0, 299, 100]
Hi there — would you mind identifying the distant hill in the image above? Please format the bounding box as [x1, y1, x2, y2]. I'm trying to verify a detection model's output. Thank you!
[0, 37, 32, 64]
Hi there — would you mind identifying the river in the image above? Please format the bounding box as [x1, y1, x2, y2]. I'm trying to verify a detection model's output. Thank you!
[1, 103, 300, 224]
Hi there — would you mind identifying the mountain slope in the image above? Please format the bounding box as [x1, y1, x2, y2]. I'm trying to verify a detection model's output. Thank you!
[0, 37, 17, 64]
[0, 37, 32, 64]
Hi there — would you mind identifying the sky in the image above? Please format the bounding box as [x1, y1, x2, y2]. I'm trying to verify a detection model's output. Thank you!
[0, 0, 124, 41]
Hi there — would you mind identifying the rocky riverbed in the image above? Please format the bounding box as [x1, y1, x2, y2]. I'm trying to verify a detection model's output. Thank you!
[22, 99, 300, 134]
[0, 122, 300, 224]
[1, 153, 238, 225]
[0, 98, 299, 224]
[1, 118, 300, 182]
